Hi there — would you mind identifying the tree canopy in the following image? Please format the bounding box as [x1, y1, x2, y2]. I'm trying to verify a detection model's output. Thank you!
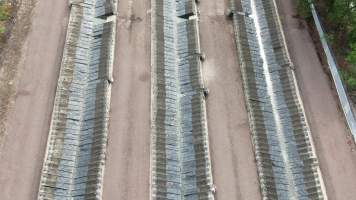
[319, 0, 356, 64]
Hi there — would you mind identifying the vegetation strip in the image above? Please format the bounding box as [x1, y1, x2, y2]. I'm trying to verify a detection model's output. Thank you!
[231, 0, 326, 199]
[0, 0, 15, 50]
[38, 0, 116, 199]
[150, 0, 214, 199]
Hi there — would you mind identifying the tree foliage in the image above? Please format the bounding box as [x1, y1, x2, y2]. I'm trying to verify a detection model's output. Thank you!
[347, 44, 356, 64]
[326, 1, 356, 43]
[320, 0, 356, 64]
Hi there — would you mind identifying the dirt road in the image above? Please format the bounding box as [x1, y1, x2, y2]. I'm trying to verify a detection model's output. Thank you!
[101, 0, 151, 199]
[277, 0, 356, 199]
[199, 1, 261, 199]
[0, 0, 69, 199]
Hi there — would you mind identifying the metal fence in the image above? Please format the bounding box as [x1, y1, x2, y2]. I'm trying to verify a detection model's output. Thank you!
[309, 2, 356, 142]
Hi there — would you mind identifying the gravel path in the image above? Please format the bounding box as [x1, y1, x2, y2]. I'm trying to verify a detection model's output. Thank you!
[199, 0, 262, 199]
[102, 0, 151, 199]
[0, 0, 68, 199]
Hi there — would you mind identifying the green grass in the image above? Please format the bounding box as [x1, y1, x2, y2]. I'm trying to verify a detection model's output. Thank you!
[0, 25, 5, 34]
[0, 2, 12, 37]
[0, 2, 11, 21]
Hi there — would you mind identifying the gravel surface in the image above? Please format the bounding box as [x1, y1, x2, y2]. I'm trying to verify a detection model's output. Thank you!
[0, 0, 68, 199]
[199, 0, 262, 199]
[102, 0, 151, 199]
[0, 0, 35, 148]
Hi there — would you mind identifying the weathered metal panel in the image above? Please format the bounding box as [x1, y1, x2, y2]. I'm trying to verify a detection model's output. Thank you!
[230, 0, 326, 199]
[38, 1, 116, 199]
[151, 0, 214, 199]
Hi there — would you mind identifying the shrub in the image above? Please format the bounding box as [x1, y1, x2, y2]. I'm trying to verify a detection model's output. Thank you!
[347, 76, 356, 91]
[297, 0, 312, 19]
[347, 44, 356, 66]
